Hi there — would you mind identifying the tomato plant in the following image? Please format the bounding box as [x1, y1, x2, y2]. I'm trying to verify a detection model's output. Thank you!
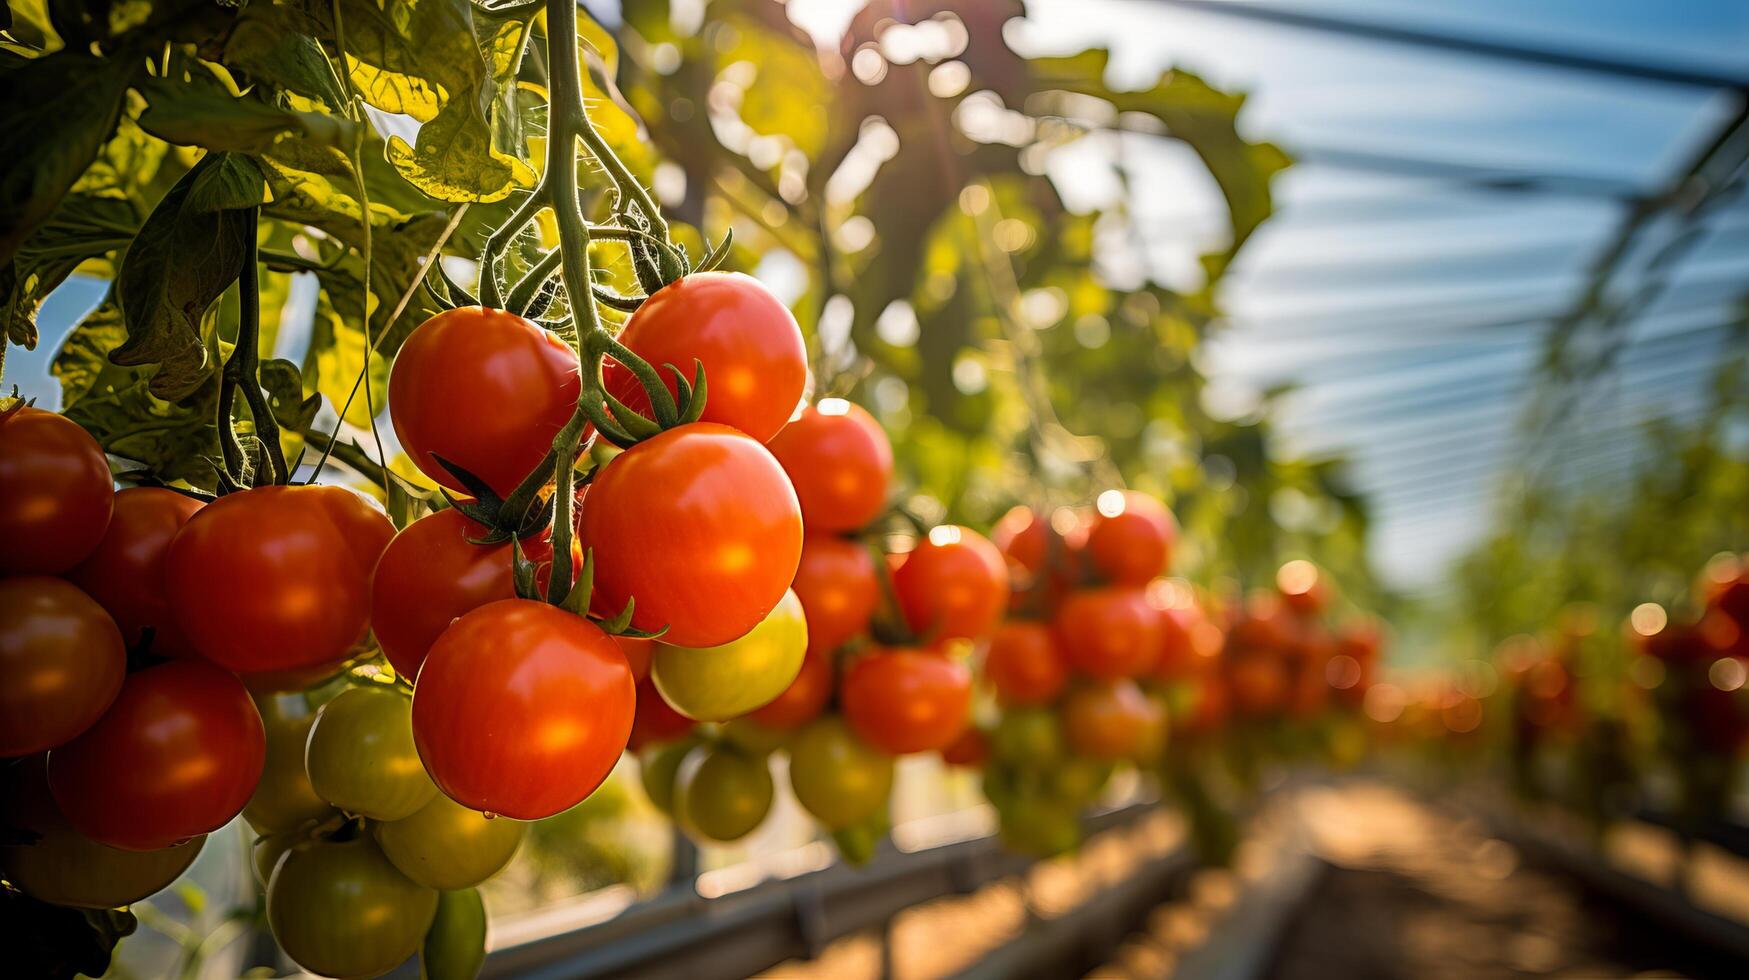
[267, 833, 437, 980]
[48, 659, 264, 851]
[842, 647, 973, 755]
[412, 599, 633, 820]
[371, 508, 526, 679]
[602, 272, 808, 443]
[165, 484, 393, 675]
[0, 406, 114, 576]
[389, 307, 582, 497]
[306, 684, 438, 822]
[628, 674, 696, 751]
[1061, 679, 1165, 762]
[0, 577, 125, 758]
[650, 588, 807, 721]
[892, 526, 1009, 641]
[790, 534, 880, 654]
[765, 400, 893, 533]
[582, 422, 803, 647]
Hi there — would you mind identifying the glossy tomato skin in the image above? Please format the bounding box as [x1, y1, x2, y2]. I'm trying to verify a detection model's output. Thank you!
[166, 484, 393, 675]
[412, 600, 633, 819]
[0, 757, 205, 910]
[1085, 491, 1175, 585]
[766, 401, 892, 532]
[676, 743, 774, 842]
[627, 675, 695, 751]
[788, 717, 893, 831]
[1056, 586, 1163, 680]
[984, 620, 1069, 707]
[651, 589, 807, 721]
[582, 423, 802, 647]
[242, 701, 333, 835]
[892, 527, 1010, 641]
[617, 635, 654, 682]
[267, 835, 437, 980]
[791, 534, 880, 654]
[842, 648, 973, 755]
[389, 307, 580, 497]
[602, 272, 807, 443]
[374, 792, 526, 890]
[747, 647, 834, 730]
[371, 508, 516, 679]
[0, 577, 125, 758]
[0, 406, 113, 575]
[49, 660, 264, 850]
[66, 487, 203, 656]
[307, 685, 438, 821]
[1061, 679, 1165, 761]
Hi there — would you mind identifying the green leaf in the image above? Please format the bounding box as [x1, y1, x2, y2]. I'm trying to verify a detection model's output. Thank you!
[111, 153, 258, 401]
[186, 154, 267, 213]
[224, 6, 349, 111]
[2, 192, 137, 348]
[304, 287, 386, 430]
[259, 357, 321, 432]
[0, 50, 136, 265]
[135, 64, 357, 155]
[326, 0, 486, 122]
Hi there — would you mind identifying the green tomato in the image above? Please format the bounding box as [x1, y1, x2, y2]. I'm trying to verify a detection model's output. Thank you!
[651, 589, 806, 721]
[676, 744, 773, 842]
[990, 707, 1063, 767]
[718, 717, 787, 756]
[829, 808, 889, 867]
[254, 830, 297, 887]
[375, 793, 525, 890]
[268, 834, 437, 980]
[421, 888, 487, 980]
[999, 798, 1081, 858]
[637, 734, 702, 816]
[306, 684, 438, 821]
[0, 756, 204, 909]
[1049, 758, 1114, 806]
[244, 702, 335, 835]
[787, 716, 892, 831]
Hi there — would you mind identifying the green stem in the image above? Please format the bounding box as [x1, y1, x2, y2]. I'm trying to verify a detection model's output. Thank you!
[478, 181, 550, 310]
[236, 214, 289, 484]
[502, 245, 563, 315]
[571, 78, 668, 240]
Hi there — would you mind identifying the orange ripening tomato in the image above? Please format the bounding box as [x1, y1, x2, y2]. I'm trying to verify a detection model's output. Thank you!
[0, 577, 125, 758]
[1061, 679, 1164, 761]
[0, 405, 114, 575]
[940, 726, 990, 768]
[412, 599, 634, 819]
[766, 400, 893, 533]
[166, 484, 393, 675]
[370, 508, 560, 679]
[617, 636, 654, 682]
[1056, 586, 1162, 680]
[991, 506, 1053, 577]
[582, 423, 802, 647]
[601, 272, 808, 443]
[67, 487, 203, 657]
[892, 526, 1010, 641]
[1152, 601, 1224, 683]
[842, 648, 972, 755]
[48, 660, 264, 850]
[747, 648, 834, 730]
[1227, 654, 1290, 716]
[791, 534, 880, 654]
[389, 307, 581, 497]
[1084, 490, 1174, 585]
[984, 621, 1069, 706]
[627, 675, 695, 751]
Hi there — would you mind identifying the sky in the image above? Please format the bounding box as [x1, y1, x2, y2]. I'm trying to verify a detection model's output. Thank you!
[12, 0, 1748, 595]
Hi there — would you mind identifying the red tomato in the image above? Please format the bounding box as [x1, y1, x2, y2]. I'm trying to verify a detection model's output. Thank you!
[765, 400, 892, 532]
[791, 535, 879, 653]
[602, 272, 807, 443]
[0, 577, 125, 757]
[991, 506, 1053, 576]
[747, 648, 833, 730]
[984, 621, 1068, 706]
[581, 423, 802, 647]
[412, 599, 633, 819]
[842, 648, 972, 755]
[940, 726, 989, 768]
[1149, 590, 1224, 682]
[1061, 679, 1164, 761]
[1084, 490, 1174, 585]
[0, 406, 113, 575]
[67, 487, 203, 656]
[370, 508, 553, 679]
[627, 675, 694, 751]
[389, 307, 581, 497]
[166, 485, 393, 675]
[1276, 560, 1330, 615]
[1056, 586, 1162, 679]
[617, 636, 654, 682]
[1227, 654, 1289, 716]
[892, 526, 1009, 641]
[48, 660, 264, 850]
